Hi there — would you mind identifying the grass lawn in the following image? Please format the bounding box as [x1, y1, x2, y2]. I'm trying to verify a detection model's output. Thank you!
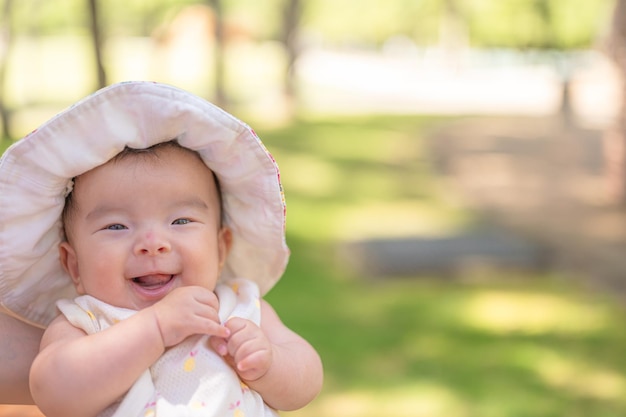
[2, 114, 626, 417]
[256, 115, 626, 417]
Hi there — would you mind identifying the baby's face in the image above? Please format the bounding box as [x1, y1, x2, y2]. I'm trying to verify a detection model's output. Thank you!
[59, 145, 231, 310]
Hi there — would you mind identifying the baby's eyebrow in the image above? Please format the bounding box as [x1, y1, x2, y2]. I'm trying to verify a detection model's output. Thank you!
[85, 198, 214, 222]
[171, 197, 223, 225]
[85, 205, 125, 221]
[169, 198, 210, 211]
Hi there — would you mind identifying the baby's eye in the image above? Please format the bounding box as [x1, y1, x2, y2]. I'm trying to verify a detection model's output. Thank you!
[106, 224, 127, 231]
[172, 218, 191, 225]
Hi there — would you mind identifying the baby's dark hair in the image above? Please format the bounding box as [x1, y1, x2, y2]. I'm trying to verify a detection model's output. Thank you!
[61, 139, 223, 241]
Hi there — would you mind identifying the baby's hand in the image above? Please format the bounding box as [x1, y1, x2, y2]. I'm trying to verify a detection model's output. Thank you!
[150, 286, 229, 348]
[210, 318, 273, 382]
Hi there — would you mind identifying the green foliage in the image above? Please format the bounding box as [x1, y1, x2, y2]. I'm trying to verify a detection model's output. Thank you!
[303, 0, 613, 49]
[465, 0, 614, 49]
[304, 0, 439, 45]
[11, 0, 89, 36]
[4, 0, 614, 49]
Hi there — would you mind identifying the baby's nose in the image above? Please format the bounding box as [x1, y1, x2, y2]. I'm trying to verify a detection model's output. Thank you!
[135, 230, 171, 255]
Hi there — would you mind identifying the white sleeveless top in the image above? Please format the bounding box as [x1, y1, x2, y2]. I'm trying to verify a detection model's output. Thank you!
[57, 278, 278, 417]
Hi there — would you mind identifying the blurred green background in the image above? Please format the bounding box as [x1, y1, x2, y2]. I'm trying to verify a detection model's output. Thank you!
[2, 1, 626, 416]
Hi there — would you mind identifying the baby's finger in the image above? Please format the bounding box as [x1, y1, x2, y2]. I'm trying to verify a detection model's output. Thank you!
[202, 320, 230, 339]
[208, 336, 228, 356]
[194, 288, 221, 310]
[236, 349, 270, 373]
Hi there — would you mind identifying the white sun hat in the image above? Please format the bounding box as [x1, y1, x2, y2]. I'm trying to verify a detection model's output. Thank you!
[0, 81, 289, 328]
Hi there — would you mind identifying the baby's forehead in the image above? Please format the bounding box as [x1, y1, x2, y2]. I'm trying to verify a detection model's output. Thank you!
[70, 145, 218, 202]
[67, 143, 222, 212]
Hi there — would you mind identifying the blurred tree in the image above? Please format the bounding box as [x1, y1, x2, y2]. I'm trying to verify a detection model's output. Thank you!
[531, 0, 574, 121]
[87, 0, 107, 89]
[0, 0, 14, 139]
[281, 0, 302, 103]
[0, 0, 613, 125]
[207, 0, 227, 107]
[602, 0, 626, 204]
[439, 0, 467, 68]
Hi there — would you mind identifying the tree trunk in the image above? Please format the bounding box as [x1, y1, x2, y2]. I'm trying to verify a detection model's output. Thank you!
[439, 0, 467, 71]
[602, 0, 626, 204]
[207, 0, 227, 108]
[87, 0, 107, 89]
[281, 0, 302, 102]
[0, 0, 14, 139]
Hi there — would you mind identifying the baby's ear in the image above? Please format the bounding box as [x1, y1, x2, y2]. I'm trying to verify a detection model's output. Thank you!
[218, 227, 233, 270]
[59, 242, 85, 294]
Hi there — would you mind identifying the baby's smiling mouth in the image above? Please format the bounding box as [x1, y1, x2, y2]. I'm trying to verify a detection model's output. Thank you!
[132, 274, 174, 289]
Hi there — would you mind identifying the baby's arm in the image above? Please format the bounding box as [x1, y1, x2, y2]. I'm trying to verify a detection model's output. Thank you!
[30, 308, 164, 416]
[0, 311, 43, 404]
[30, 286, 229, 417]
[214, 300, 323, 411]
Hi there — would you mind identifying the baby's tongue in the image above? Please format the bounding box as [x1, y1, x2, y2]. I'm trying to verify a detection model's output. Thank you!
[135, 274, 171, 287]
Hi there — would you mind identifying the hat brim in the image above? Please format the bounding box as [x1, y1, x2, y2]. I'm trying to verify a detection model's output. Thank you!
[0, 81, 289, 328]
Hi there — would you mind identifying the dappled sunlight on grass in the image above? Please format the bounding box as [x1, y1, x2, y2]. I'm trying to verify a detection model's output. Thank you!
[284, 198, 471, 241]
[529, 350, 626, 401]
[270, 237, 626, 416]
[258, 114, 626, 415]
[287, 122, 421, 165]
[461, 291, 610, 335]
[285, 384, 467, 417]
[276, 152, 341, 198]
[259, 115, 474, 242]
[332, 200, 472, 240]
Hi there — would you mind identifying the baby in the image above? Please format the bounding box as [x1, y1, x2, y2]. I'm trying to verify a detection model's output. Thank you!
[0, 82, 322, 417]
